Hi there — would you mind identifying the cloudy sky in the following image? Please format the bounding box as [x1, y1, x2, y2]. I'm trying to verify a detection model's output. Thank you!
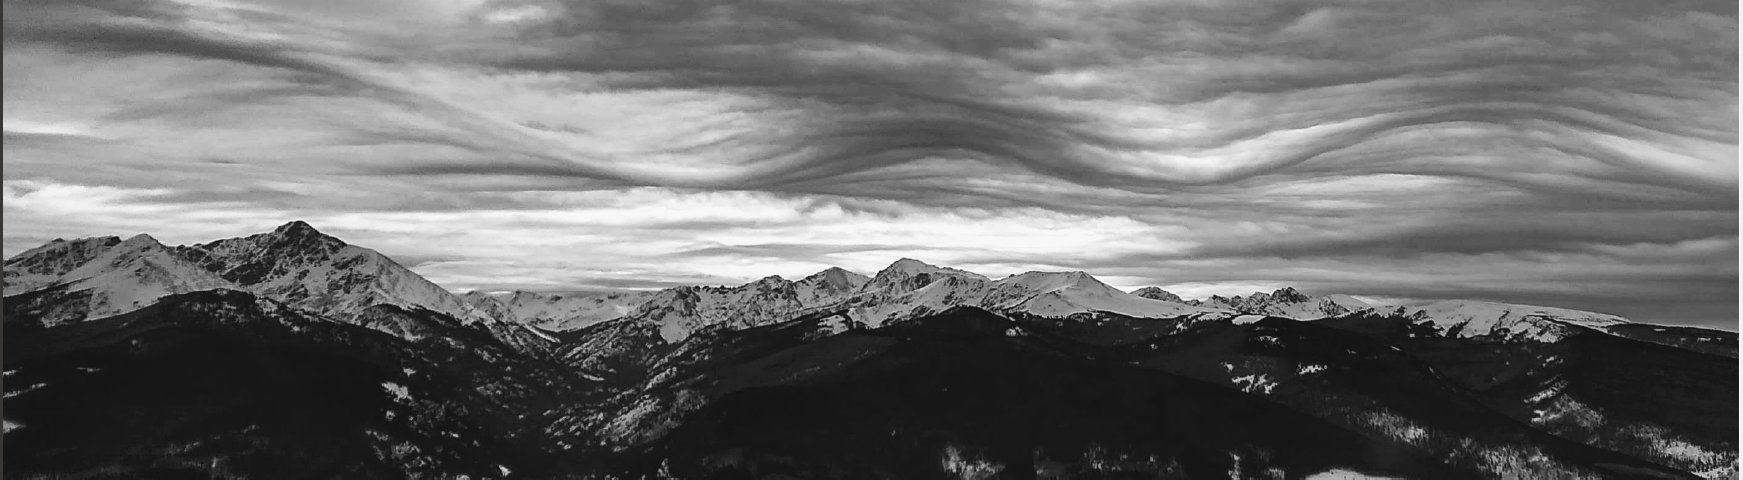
[3, 0, 1737, 328]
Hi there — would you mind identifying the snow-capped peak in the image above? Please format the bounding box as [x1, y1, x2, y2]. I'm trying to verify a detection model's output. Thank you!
[270, 220, 325, 238]
[1190, 286, 1367, 320]
[749, 275, 788, 288]
[878, 258, 988, 280]
[1324, 294, 1380, 309]
[987, 270, 1222, 320]
[62, 234, 178, 279]
[173, 221, 493, 324]
[1270, 286, 1310, 304]
[859, 258, 990, 299]
[3, 235, 124, 295]
[795, 267, 869, 309]
[34, 233, 239, 326]
[799, 267, 870, 291]
[999, 270, 1097, 289]
[1130, 286, 1184, 303]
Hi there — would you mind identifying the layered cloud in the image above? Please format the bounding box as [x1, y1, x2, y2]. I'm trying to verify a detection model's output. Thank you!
[3, 0, 1736, 327]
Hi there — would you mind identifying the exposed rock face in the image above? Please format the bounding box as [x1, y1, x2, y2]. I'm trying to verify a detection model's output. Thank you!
[173, 221, 490, 323]
[1188, 286, 1372, 320]
[1131, 286, 1184, 303]
[465, 290, 662, 331]
[3, 236, 124, 295]
[5, 234, 237, 327]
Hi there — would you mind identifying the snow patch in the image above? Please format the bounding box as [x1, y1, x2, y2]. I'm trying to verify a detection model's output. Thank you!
[1230, 374, 1277, 395]
[941, 444, 1005, 479]
[1231, 315, 1267, 325]
[3, 420, 21, 434]
[1526, 379, 1566, 405]
[1532, 394, 1603, 428]
[814, 315, 857, 338]
[381, 382, 412, 402]
[1306, 470, 1404, 480]
[522, 325, 558, 343]
[5, 383, 46, 399]
[1619, 423, 1736, 474]
[1297, 364, 1327, 375]
[1359, 410, 1428, 446]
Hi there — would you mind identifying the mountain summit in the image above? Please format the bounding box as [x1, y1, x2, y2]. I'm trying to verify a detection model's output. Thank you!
[1191, 286, 1376, 320]
[2, 221, 490, 329]
[8, 234, 238, 327]
[173, 221, 489, 323]
[2, 235, 124, 295]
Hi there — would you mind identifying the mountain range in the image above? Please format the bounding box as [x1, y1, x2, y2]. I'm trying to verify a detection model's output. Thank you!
[3, 221, 1735, 479]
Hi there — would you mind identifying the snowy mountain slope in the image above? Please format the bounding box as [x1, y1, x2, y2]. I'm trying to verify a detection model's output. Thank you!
[865, 257, 988, 287]
[836, 261, 1223, 328]
[633, 277, 815, 343]
[3, 236, 122, 295]
[459, 290, 513, 320]
[793, 267, 870, 307]
[1389, 300, 1631, 343]
[987, 271, 1224, 319]
[466, 290, 661, 331]
[1130, 286, 1184, 303]
[10, 234, 239, 327]
[175, 221, 491, 323]
[842, 263, 994, 326]
[603, 266, 871, 343]
[485, 268, 868, 340]
[1191, 287, 1377, 320]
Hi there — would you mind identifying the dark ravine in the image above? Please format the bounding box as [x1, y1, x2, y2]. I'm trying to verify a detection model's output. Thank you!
[2, 224, 1735, 479]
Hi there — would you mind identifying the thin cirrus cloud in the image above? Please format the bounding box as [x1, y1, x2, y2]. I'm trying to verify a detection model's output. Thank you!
[1, 0, 1736, 328]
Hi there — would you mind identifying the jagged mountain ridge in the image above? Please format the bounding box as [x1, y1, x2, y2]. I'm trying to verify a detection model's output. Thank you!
[1174, 286, 1377, 320]
[173, 221, 491, 323]
[460, 290, 662, 332]
[2, 235, 124, 295]
[828, 258, 1223, 332]
[5, 234, 238, 327]
[4, 222, 1721, 352]
[3, 222, 1734, 479]
[2, 222, 494, 327]
[605, 258, 1225, 344]
[1131, 286, 1184, 303]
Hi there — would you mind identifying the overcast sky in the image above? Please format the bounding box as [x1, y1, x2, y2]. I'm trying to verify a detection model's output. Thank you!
[3, 0, 1737, 328]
